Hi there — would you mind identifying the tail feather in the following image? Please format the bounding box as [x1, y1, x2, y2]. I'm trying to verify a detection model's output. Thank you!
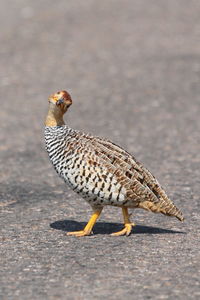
[139, 199, 184, 221]
[161, 205, 184, 221]
[139, 167, 184, 221]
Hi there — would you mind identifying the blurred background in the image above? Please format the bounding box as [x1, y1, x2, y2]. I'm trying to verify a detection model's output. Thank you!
[1, 0, 200, 195]
[1, 0, 200, 299]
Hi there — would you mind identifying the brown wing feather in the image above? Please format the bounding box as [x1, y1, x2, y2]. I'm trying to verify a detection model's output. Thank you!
[82, 134, 184, 221]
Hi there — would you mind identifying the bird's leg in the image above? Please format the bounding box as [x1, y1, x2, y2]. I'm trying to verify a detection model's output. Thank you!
[111, 207, 135, 236]
[67, 208, 103, 237]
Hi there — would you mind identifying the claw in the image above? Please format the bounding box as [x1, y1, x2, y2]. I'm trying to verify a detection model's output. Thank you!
[111, 223, 133, 236]
[67, 230, 91, 237]
[111, 207, 135, 236]
[66, 209, 102, 238]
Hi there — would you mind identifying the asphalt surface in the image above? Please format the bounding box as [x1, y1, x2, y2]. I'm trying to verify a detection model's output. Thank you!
[1, 1, 200, 299]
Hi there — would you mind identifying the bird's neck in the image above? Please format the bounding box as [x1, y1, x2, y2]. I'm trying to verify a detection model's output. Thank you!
[45, 105, 65, 127]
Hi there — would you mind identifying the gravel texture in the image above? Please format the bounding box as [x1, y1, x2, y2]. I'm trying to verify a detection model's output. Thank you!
[1, 1, 200, 299]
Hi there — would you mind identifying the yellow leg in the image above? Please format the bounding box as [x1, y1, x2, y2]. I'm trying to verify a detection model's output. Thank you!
[111, 207, 135, 236]
[67, 208, 102, 237]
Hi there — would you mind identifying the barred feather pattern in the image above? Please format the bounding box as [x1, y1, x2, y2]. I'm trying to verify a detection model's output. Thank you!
[45, 125, 184, 221]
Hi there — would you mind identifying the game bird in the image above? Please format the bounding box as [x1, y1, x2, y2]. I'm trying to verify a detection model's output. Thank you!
[45, 90, 184, 237]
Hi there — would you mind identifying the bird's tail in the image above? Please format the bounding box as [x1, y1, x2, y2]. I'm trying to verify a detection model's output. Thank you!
[154, 185, 184, 221]
[159, 202, 184, 221]
[138, 164, 184, 221]
[139, 199, 184, 221]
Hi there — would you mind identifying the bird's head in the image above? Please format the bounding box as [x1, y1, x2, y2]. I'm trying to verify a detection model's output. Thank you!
[48, 90, 72, 114]
[45, 90, 72, 126]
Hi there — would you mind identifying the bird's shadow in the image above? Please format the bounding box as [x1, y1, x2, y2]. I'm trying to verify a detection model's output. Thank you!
[50, 219, 185, 235]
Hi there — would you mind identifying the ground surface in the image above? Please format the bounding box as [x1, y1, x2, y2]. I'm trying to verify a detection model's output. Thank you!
[0, 0, 200, 299]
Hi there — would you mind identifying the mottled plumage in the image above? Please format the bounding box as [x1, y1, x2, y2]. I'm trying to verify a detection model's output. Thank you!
[45, 90, 184, 236]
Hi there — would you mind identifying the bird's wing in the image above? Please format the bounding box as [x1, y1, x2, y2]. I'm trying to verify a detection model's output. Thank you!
[88, 135, 184, 220]
[79, 134, 163, 204]
[67, 131, 183, 220]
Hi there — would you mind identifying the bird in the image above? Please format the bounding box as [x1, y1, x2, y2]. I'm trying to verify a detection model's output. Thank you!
[45, 90, 184, 237]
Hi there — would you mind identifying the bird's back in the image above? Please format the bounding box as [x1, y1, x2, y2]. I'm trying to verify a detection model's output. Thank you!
[45, 125, 184, 221]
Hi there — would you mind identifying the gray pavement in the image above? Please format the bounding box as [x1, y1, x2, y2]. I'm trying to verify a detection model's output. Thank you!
[0, 0, 200, 299]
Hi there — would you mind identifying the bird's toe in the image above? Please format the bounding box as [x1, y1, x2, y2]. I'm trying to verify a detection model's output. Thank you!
[66, 230, 92, 237]
[111, 223, 134, 236]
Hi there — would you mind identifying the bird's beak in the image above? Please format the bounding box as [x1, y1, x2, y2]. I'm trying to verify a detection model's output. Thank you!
[56, 98, 64, 105]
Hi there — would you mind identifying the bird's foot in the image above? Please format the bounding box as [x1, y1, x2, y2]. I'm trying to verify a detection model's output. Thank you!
[111, 223, 135, 236]
[66, 209, 102, 237]
[66, 229, 92, 237]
